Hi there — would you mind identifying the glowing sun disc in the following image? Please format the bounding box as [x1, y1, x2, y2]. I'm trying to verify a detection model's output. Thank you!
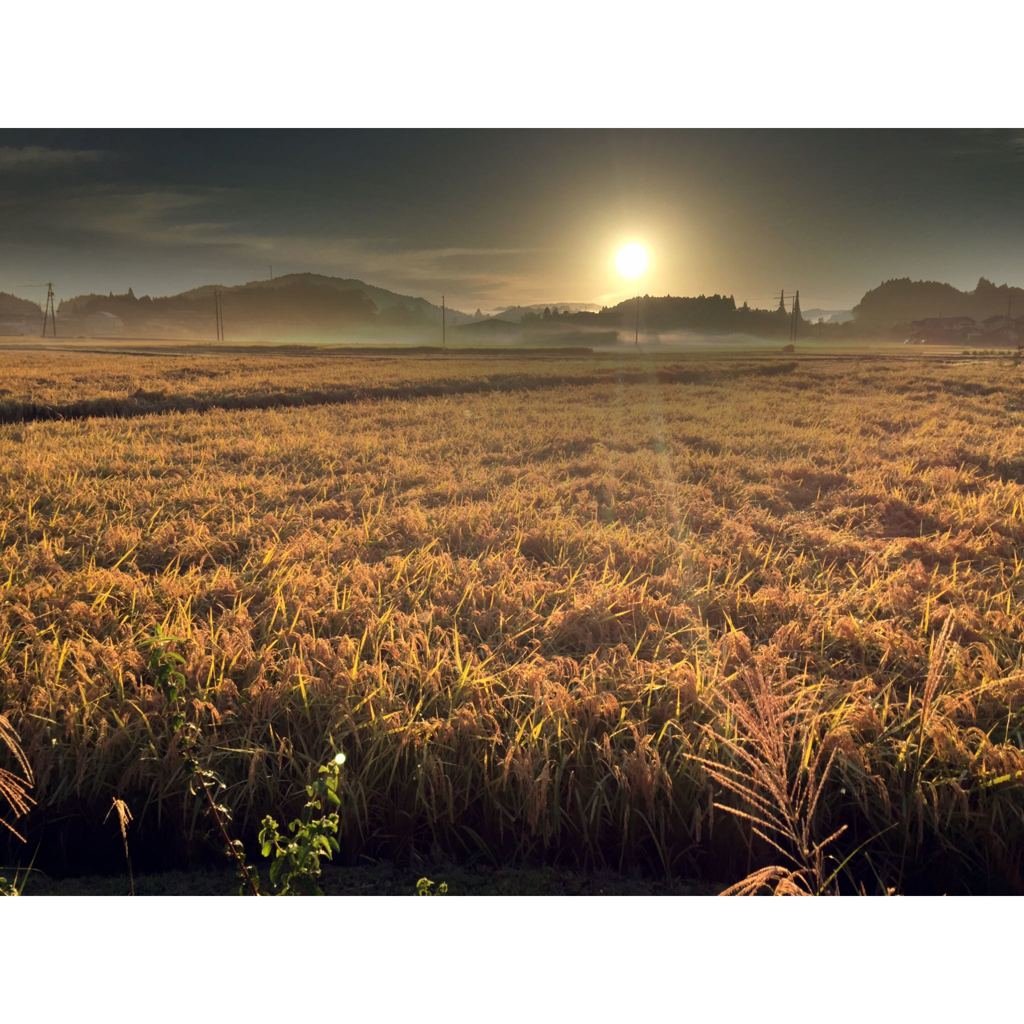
[615, 242, 649, 280]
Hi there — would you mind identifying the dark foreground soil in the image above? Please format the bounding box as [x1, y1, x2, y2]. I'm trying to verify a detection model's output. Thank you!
[21, 862, 712, 896]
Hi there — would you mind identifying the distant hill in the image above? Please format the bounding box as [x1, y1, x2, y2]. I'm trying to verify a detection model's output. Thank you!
[32, 271, 1024, 343]
[451, 293, 802, 344]
[178, 274, 475, 327]
[0, 291, 41, 317]
[55, 274, 472, 341]
[852, 277, 1024, 329]
[585, 293, 744, 331]
[563, 293, 795, 338]
[495, 302, 601, 322]
[452, 317, 519, 339]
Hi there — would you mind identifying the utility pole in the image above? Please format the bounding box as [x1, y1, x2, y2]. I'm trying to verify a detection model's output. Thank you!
[41, 282, 57, 338]
[774, 289, 799, 342]
[442, 295, 446, 350]
[634, 293, 640, 347]
[214, 289, 225, 342]
[269, 264, 274, 281]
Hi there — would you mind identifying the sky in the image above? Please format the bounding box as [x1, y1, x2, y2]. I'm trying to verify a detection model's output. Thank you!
[2, 129, 1023, 314]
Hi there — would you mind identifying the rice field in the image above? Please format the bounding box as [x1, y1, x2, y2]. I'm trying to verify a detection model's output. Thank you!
[0, 345, 606, 422]
[2, 347, 1023, 893]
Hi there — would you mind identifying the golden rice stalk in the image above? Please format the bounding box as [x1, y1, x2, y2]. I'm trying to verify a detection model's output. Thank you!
[0, 714, 35, 843]
[105, 797, 135, 895]
[719, 865, 811, 896]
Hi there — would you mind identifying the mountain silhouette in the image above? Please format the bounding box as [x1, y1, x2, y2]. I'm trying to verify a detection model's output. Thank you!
[560, 293, 794, 337]
[495, 302, 601, 321]
[852, 277, 1024, 328]
[5, 272, 1024, 343]
[0, 291, 41, 318]
[55, 273, 471, 341]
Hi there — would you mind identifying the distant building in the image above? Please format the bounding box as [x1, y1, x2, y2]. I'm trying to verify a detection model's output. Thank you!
[906, 316, 980, 344]
[979, 315, 1023, 345]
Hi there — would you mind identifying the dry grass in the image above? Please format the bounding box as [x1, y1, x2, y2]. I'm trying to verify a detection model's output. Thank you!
[1, 350, 1023, 892]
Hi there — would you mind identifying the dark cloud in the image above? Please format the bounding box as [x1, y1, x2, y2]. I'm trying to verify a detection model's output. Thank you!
[0, 145, 111, 172]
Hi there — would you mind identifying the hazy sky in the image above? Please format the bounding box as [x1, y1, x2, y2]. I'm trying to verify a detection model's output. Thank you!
[2, 129, 1023, 313]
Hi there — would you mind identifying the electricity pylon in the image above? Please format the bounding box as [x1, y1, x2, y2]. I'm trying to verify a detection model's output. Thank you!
[41, 282, 57, 337]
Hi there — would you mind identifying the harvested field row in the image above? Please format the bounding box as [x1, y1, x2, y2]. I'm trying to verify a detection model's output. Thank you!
[0, 345, 1002, 423]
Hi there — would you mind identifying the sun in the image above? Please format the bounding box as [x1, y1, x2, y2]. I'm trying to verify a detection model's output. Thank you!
[615, 242, 649, 280]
